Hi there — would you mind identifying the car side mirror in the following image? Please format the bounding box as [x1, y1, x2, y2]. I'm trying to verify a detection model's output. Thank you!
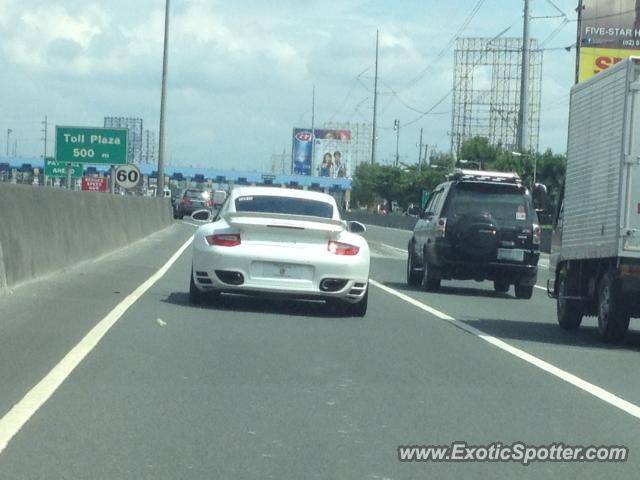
[348, 221, 366, 233]
[191, 209, 213, 222]
[532, 183, 549, 212]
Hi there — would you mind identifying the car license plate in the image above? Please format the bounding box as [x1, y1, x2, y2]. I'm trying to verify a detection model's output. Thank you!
[497, 248, 525, 262]
[257, 262, 313, 280]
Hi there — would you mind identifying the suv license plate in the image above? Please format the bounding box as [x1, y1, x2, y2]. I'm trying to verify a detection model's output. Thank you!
[497, 248, 525, 262]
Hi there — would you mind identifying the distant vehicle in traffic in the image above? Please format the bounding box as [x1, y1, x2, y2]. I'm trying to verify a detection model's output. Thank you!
[407, 169, 547, 299]
[189, 186, 370, 316]
[173, 189, 213, 219]
[212, 190, 227, 208]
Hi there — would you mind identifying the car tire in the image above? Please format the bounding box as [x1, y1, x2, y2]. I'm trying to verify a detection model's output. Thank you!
[556, 276, 583, 330]
[494, 280, 510, 293]
[406, 241, 422, 286]
[348, 287, 368, 317]
[597, 271, 630, 342]
[421, 250, 440, 291]
[189, 268, 206, 305]
[514, 284, 534, 299]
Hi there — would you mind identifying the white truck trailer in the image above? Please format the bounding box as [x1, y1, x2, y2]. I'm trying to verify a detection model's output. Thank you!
[548, 57, 640, 342]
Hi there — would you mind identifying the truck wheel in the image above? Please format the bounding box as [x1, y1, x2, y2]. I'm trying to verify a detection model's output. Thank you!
[514, 284, 534, 299]
[494, 280, 510, 293]
[406, 241, 422, 286]
[597, 271, 630, 342]
[421, 250, 441, 291]
[556, 277, 583, 330]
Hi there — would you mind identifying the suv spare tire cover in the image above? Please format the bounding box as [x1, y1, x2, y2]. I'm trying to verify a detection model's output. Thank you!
[450, 211, 499, 260]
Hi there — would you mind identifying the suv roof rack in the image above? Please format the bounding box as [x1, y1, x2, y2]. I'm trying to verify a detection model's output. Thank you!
[448, 169, 521, 185]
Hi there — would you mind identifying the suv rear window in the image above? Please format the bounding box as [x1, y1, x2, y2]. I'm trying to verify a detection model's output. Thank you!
[185, 190, 206, 198]
[445, 183, 533, 225]
[235, 195, 334, 218]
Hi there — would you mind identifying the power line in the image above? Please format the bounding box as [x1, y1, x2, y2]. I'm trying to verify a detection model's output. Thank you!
[397, 0, 487, 93]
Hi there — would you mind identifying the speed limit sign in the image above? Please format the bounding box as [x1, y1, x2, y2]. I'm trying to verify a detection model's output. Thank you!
[114, 164, 141, 189]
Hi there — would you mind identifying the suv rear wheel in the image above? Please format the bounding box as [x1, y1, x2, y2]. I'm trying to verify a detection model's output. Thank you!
[421, 249, 441, 291]
[494, 279, 510, 293]
[406, 240, 422, 286]
[514, 284, 534, 299]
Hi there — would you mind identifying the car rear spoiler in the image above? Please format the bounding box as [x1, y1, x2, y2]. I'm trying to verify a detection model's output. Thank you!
[224, 212, 346, 233]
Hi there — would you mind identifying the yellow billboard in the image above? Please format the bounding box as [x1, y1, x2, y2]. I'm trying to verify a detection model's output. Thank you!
[579, 0, 640, 81]
[579, 47, 640, 82]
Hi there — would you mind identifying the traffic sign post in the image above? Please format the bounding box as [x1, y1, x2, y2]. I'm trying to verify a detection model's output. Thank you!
[55, 126, 128, 165]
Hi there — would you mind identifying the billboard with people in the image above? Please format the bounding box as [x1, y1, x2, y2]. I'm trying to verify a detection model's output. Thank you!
[292, 128, 351, 177]
[579, 0, 640, 81]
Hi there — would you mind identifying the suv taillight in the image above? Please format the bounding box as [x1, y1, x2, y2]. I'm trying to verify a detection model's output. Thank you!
[206, 234, 241, 247]
[436, 217, 447, 238]
[532, 224, 541, 245]
[327, 240, 360, 256]
[181, 196, 191, 205]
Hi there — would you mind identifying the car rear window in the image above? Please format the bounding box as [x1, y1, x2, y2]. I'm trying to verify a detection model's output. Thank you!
[185, 190, 205, 198]
[235, 195, 334, 218]
[445, 183, 534, 224]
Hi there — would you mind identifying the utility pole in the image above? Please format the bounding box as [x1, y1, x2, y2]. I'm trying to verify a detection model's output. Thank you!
[517, 0, 530, 152]
[393, 119, 400, 167]
[311, 85, 316, 175]
[417, 127, 423, 171]
[370, 30, 379, 165]
[42, 116, 48, 186]
[6, 129, 12, 157]
[157, 0, 170, 197]
[575, 0, 584, 84]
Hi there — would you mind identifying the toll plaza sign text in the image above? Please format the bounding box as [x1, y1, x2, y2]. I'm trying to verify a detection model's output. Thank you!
[55, 126, 128, 165]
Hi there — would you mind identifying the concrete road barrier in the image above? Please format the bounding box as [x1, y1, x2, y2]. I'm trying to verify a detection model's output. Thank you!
[0, 184, 173, 293]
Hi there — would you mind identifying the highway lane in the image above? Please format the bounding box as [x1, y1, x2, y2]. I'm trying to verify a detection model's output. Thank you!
[0, 222, 639, 478]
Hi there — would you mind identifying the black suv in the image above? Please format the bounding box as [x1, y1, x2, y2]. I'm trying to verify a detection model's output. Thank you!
[407, 170, 545, 299]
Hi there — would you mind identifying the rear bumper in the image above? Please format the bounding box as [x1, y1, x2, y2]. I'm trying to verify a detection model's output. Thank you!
[191, 240, 370, 303]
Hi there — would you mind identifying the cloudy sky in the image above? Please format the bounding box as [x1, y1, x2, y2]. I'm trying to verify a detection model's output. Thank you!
[0, 0, 579, 171]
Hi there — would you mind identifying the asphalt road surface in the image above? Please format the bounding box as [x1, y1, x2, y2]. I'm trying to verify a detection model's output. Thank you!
[1, 222, 640, 479]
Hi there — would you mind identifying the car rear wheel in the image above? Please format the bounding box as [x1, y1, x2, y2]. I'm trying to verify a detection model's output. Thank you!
[597, 271, 630, 342]
[189, 268, 206, 305]
[514, 284, 534, 299]
[406, 241, 422, 286]
[494, 279, 510, 293]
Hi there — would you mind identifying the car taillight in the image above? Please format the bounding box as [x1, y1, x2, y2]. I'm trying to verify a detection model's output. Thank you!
[206, 234, 241, 247]
[205, 199, 213, 207]
[436, 217, 447, 238]
[327, 240, 360, 256]
[532, 224, 541, 245]
[181, 196, 191, 205]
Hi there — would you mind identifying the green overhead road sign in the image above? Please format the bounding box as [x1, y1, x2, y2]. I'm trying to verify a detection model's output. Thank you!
[55, 126, 128, 165]
[44, 158, 83, 178]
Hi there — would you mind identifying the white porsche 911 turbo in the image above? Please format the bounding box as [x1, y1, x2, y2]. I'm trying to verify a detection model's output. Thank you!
[189, 186, 370, 316]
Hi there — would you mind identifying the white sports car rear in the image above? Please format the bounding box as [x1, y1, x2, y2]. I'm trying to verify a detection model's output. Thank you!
[190, 187, 370, 316]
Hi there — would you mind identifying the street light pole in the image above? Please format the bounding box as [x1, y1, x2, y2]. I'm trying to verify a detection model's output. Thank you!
[157, 0, 171, 197]
[517, 0, 530, 152]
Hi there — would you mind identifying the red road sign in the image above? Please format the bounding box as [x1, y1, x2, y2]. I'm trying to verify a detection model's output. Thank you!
[81, 177, 108, 192]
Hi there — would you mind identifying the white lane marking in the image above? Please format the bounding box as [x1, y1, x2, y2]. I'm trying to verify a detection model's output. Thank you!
[183, 221, 200, 228]
[535, 285, 547, 291]
[379, 243, 408, 254]
[369, 279, 640, 420]
[363, 224, 413, 234]
[0, 236, 194, 454]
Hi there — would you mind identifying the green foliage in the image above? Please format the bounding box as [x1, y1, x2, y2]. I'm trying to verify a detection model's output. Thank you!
[351, 136, 567, 216]
[351, 163, 446, 211]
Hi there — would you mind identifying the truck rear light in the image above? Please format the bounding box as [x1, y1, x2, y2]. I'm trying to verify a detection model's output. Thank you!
[436, 217, 447, 238]
[181, 196, 191, 205]
[206, 233, 241, 247]
[532, 224, 541, 245]
[327, 240, 360, 256]
[619, 264, 640, 277]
